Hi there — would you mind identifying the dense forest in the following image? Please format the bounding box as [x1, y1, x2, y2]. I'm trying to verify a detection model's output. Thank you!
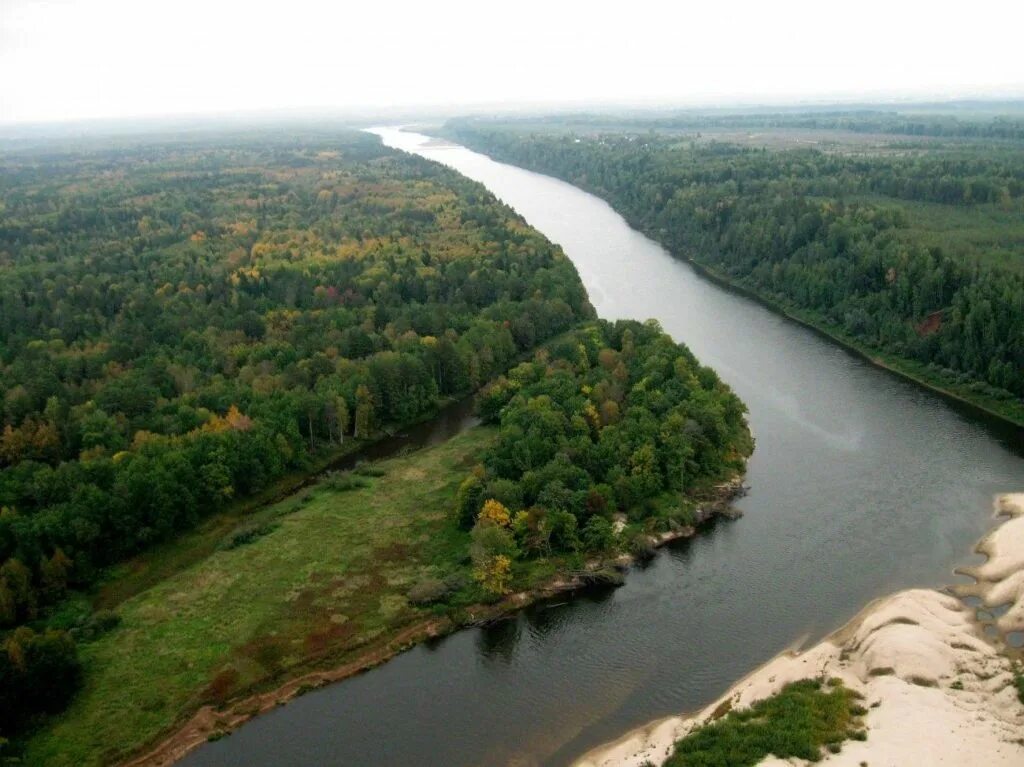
[460, 319, 751, 595]
[0, 130, 594, 737]
[443, 119, 1024, 421]
[481, 108, 1024, 141]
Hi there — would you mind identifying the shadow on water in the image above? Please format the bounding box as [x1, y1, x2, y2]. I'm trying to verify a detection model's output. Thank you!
[179, 129, 1024, 767]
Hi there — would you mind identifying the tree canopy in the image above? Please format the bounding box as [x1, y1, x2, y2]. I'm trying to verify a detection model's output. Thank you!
[463, 320, 752, 594]
[0, 129, 593, 736]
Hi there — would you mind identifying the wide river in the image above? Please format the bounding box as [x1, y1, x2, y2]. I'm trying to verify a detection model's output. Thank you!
[182, 129, 1024, 766]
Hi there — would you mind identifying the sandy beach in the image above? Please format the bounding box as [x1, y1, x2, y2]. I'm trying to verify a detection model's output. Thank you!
[574, 493, 1024, 767]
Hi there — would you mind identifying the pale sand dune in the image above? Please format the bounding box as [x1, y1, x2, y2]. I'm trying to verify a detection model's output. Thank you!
[573, 493, 1024, 767]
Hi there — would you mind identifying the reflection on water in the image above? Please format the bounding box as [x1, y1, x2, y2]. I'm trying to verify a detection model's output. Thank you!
[179, 129, 1024, 767]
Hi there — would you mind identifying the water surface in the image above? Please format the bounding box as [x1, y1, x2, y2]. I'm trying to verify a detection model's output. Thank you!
[181, 128, 1024, 767]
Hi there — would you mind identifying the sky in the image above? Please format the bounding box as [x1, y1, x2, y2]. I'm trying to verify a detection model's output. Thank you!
[1, 0, 1023, 124]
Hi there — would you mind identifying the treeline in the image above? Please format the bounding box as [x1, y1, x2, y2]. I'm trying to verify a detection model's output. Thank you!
[0, 131, 592, 735]
[468, 109, 1024, 141]
[443, 122, 1024, 413]
[459, 320, 751, 594]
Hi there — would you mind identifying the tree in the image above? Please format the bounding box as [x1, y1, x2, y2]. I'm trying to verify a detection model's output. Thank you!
[478, 498, 511, 527]
[0, 627, 82, 732]
[473, 554, 512, 596]
[329, 396, 350, 443]
[455, 475, 484, 530]
[470, 523, 517, 596]
[39, 548, 73, 601]
[353, 385, 373, 438]
[582, 516, 616, 552]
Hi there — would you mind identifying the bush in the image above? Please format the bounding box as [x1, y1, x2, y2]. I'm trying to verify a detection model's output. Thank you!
[665, 678, 865, 767]
[222, 522, 280, 550]
[442, 572, 469, 591]
[0, 628, 82, 733]
[407, 578, 450, 606]
[72, 609, 122, 642]
[353, 463, 386, 477]
[322, 471, 369, 492]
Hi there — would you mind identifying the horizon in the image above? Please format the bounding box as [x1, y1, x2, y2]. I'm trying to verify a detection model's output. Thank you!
[3, 0, 1023, 127]
[3, 93, 1024, 140]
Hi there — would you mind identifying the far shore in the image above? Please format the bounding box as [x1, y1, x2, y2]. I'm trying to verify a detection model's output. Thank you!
[574, 493, 1024, 767]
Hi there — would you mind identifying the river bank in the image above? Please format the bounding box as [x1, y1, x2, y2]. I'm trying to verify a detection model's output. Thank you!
[574, 493, 1024, 767]
[674, 253, 1024, 436]
[113, 475, 748, 767]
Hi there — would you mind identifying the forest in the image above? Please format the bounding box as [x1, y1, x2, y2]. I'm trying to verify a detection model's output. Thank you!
[475, 107, 1024, 141]
[443, 118, 1024, 423]
[459, 319, 750, 594]
[0, 129, 595, 738]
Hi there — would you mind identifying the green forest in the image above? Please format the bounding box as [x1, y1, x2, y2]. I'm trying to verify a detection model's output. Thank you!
[0, 130, 597, 739]
[0, 130, 753, 754]
[444, 117, 1024, 424]
[460, 320, 750, 594]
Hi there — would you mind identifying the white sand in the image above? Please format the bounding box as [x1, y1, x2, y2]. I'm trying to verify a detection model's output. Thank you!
[573, 493, 1024, 767]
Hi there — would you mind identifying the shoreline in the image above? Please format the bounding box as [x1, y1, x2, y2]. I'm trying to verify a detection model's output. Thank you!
[573, 492, 1024, 767]
[677, 254, 1024, 435]
[118, 478, 748, 767]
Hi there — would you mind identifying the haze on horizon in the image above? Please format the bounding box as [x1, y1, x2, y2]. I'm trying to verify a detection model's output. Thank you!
[2, 0, 1023, 125]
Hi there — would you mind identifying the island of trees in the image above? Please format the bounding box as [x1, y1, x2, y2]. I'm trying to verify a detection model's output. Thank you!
[444, 113, 1024, 425]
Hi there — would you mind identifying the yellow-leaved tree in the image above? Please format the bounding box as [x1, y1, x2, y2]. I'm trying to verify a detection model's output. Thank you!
[469, 503, 517, 597]
[478, 498, 511, 527]
[473, 554, 512, 596]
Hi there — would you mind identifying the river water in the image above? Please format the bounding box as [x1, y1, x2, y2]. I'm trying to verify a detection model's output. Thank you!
[181, 129, 1024, 767]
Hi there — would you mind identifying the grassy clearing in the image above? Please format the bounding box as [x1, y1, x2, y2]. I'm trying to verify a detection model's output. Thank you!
[91, 437, 372, 611]
[860, 195, 1024, 275]
[22, 426, 496, 767]
[665, 678, 866, 767]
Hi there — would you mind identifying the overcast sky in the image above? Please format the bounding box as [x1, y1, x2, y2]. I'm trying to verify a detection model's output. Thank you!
[2, 0, 1023, 124]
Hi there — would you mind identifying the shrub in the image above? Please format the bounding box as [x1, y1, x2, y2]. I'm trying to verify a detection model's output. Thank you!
[222, 522, 280, 550]
[353, 463, 386, 477]
[322, 471, 369, 492]
[665, 678, 865, 767]
[407, 578, 450, 605]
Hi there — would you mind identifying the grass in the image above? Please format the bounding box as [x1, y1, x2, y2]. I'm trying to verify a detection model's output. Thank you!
[665, 678, 866, 767]
[851, 194, 1024, 275]
[22, 426, 496, 767]
[91, 437, 372, 610]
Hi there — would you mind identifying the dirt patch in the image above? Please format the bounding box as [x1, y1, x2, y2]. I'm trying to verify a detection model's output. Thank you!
[303, 622, 357, 656]
[202, 668, 240, 706]
[916, 309, 944, 336]
[235, 635, 289, 674]
[374, 541, 414, 562]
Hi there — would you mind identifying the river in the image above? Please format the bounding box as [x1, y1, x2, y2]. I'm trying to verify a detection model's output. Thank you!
[179, 128, 1024, 767]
